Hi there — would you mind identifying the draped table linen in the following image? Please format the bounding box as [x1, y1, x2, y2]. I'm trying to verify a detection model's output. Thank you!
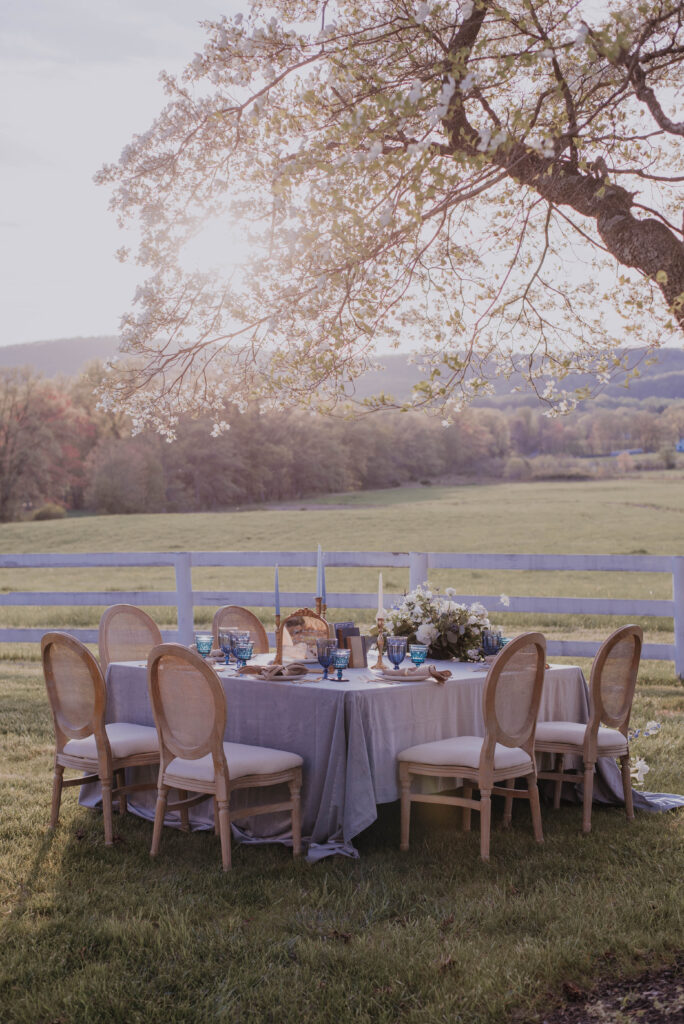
[84, 658, 594, 860]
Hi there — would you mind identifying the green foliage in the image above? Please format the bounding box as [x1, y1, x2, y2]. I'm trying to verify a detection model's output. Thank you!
[31, 503, 66, 521]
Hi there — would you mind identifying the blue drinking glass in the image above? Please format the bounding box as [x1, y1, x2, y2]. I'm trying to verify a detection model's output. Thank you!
[316, 638, 338, 680]
[195, 633, 213, 658]
[218, 630, 235, 666]
[230, 630, 251, 663]
[386, 636, 408, 671]
[408, 643, 429, 667]
[233, 640, 254, 671]
[332, 648, 351, 681]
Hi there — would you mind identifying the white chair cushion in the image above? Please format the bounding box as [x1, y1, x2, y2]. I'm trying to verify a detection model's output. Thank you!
[167, 742, 303, 785]
[63, 722, 159, 760]
[534, 721, 628, 754]
[398, 735, 533, 775]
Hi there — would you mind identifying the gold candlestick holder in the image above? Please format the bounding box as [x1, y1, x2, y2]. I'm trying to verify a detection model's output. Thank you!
[274, 613, 283, 664]
[315, 596, 323, 617]
[373, 617, 386, 670]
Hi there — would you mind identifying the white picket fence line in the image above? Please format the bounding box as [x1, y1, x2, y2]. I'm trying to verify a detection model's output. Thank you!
[0, 550, 682, 675]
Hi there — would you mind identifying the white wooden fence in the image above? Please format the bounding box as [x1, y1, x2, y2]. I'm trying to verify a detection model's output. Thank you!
[0, 550, 682, 675]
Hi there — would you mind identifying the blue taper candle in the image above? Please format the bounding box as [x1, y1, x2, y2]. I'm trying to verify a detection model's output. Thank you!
[274, 564, 280, 616]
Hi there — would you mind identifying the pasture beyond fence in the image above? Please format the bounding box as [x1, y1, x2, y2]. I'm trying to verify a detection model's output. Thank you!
[0, 550, 682, 676]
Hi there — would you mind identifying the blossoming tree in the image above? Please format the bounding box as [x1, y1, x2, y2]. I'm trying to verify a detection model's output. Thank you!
[97, 0, 684, 430]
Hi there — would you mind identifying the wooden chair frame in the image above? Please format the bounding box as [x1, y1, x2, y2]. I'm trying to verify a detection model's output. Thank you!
[43, 631, 159, 846]
[399, 632, 547, 862]
[211, 605, 269, 653]
[147, 643, 302, 871]
[536, 624, 643, 833]
[275, 607, 330, 664]
[98, 603, 163, 673]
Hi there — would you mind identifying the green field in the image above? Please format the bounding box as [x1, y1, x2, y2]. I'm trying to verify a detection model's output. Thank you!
[1, 479, 683, 1022]
[1, 477, 682, 664]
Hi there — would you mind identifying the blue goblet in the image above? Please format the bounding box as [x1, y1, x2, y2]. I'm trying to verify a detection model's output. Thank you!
[386, 636, 408, 671]
[195, 632, 213, 658]
[332, 647, 351, 681]
[233, 640, 254, 672]
[408, 643, 429, 668]
[316, 638, 338, 681]
[230, 630, 251, 664]
[218, 630, 236, 666]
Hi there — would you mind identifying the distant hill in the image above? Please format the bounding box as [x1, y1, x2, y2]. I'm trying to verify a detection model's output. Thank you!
[0, 334, 682, 404]
[0, 336, 120, 377]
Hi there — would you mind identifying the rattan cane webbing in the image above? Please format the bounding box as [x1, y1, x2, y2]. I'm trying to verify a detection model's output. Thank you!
[99, 605, 162, 670]
[493, 643, 541, 742]
[156, 656, 220, 754]
[48, 642, 99, 733]
[212, 606, 269, 653]
[599, 634, 638, 721]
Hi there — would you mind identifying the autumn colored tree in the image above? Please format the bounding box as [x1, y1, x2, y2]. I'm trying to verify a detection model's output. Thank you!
[97, 0, 684, 431]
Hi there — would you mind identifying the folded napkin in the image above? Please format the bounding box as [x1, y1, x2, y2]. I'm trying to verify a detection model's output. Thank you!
[240, 661, 312, 681]
[428, 665, 453, 685]
[380, 665, 430, 681]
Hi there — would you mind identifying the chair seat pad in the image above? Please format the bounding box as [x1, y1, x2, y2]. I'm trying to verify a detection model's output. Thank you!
[63, 722, 159, 760]
[398, 735, 533, 775]
[534, 721, 628, 754]
[167, 742, 303, 785]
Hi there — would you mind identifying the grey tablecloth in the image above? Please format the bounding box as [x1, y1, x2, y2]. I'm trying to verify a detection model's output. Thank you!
[84, 658, 594, 860]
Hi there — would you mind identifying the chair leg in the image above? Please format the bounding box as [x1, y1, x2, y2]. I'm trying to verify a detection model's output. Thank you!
[502, 779, 515, 828]
[582, 762, 595, 834]
[49, 763, 64, 829]
[151, 786, 168, 858]
[116, 768, 127, 816]
[399, 764, 411, 851]
[620, 754, 635, 822]
[213, 797, 220, 836]
[101, 778, 114, 846]
[462, 785, 472, 831]
[480, 790, 491, 862]
[177, 790, 190, 832]
[217, 799, 232, 871]
[527, 775, 544, 844]
[289, 776, 302, 857]
[553, 753, 564, 810]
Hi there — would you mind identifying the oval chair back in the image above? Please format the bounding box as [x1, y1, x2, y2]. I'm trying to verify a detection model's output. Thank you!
[480, 632, 547, 787]
[588, 624, 643, 741]
[99, 604, 163, 673]
[211, 605, 269, 653]
[147, 644, 227, 774]
[43, 630, 108, 756]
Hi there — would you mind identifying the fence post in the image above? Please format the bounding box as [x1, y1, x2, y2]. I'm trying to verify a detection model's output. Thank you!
[409, 552, 429, 591]
[175, 552, 194, 645]
[673, 556, 684, 680]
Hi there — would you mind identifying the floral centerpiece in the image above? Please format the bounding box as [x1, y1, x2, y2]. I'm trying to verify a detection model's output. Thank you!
[385, 585, 490, 662]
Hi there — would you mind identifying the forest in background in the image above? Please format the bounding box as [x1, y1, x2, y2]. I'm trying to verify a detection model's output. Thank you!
[1, 360, 683, 523]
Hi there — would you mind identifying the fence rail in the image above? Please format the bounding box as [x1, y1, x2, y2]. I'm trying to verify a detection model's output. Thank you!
[0, 550, 681, 675]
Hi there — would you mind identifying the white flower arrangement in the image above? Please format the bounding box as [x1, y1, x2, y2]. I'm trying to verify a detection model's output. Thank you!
[385, 584, 490, 661]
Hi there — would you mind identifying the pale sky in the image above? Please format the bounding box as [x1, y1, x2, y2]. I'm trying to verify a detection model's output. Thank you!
[0, 0, 243, 348]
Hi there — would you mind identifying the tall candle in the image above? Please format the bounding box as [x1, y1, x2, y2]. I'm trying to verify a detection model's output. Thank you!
[316, 544, 323, 599]
[321, 555, 327, 605]
[377, 572, 384, 618]
[274, 564, 280, 617]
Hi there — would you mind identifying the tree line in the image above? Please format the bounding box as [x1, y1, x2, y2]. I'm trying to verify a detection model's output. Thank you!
[1, 365, 683, 522]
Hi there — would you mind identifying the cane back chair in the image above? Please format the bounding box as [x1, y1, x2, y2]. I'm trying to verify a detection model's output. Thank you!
[398, 632, 547, 862]
[42, 631, 159, 846]
[147, 644, 303, 871]
[211, 605, 269, 653]
[535, 624, 643, 833]
[99, 603, 163, 673]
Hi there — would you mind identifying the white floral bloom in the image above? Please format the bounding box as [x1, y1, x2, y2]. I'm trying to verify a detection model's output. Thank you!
[630, 757, 650, 785]
[644, 720, 661, 735]
[416, 622, 439, 644]
[499, 593, 510, 607]
[444, 587, 456, 597]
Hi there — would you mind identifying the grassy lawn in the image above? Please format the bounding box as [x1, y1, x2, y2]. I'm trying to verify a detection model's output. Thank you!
[1, 478, 683, 1022]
